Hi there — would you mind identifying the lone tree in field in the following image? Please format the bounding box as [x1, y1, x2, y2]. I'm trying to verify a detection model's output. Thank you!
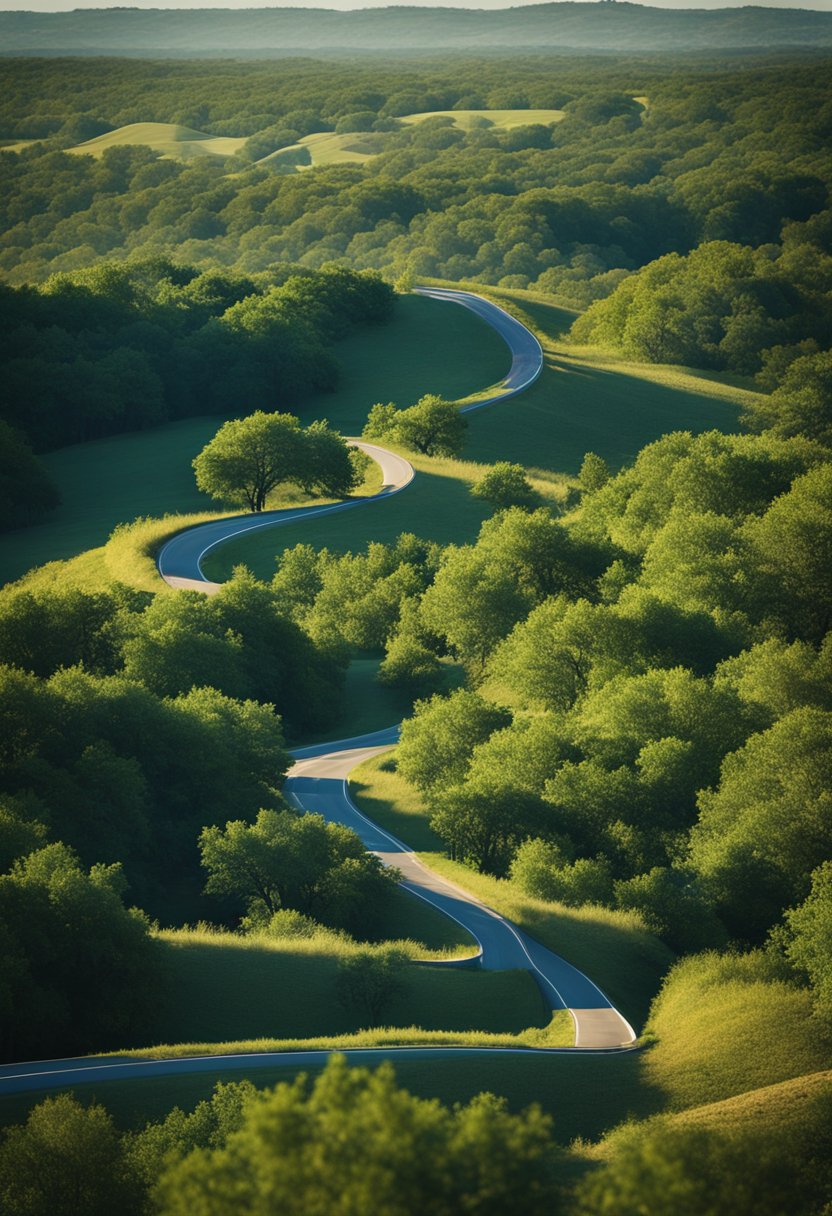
[193, 411, 358, 512]
[363, 394, 467, 457]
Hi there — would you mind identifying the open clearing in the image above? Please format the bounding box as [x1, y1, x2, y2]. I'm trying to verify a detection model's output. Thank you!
[68, 121, 247, 160]
[145, 927, 546, 1047]
[261, 130, 382, 169]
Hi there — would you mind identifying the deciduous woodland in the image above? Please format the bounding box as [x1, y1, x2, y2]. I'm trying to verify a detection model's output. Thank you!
[0, 41, 830, 1216]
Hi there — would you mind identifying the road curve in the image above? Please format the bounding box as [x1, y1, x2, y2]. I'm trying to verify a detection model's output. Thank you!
[286, 735, 636, 1049]
[0, 736, 636, 1100]
[156, 287, 543, 591]
[0, 290, 637, 1101]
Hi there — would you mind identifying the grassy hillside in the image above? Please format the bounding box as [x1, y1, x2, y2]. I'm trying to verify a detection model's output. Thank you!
[145, 926, 547, 1048]
[69, 121, 246, 161]
[262, 130, 381, 170]
[0, 291, 508, 587]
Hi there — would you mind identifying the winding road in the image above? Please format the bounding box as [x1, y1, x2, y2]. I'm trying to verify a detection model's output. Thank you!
[0, 288, 635, 1102]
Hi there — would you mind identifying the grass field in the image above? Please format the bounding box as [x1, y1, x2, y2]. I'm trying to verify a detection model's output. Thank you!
[261, 131, 382, 170]
[68, 122, 247, 160]
[348, 753, 674, 1031]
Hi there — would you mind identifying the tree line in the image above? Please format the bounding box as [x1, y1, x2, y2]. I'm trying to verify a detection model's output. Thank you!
[0, 1053, 829, 1216]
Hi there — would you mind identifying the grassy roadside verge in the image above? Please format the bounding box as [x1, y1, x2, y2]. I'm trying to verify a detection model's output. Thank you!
[348, 753, 674, 1032]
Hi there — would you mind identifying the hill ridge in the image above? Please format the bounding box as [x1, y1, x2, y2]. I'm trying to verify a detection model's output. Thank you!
[1, 2, 831, 54]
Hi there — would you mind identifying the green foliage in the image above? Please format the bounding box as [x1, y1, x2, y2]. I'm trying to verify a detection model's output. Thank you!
[0, 422, 60, 532]
[0, 1094, 141, 1216]
[511, 840, 614, 907]
[0, 661, 287, 920]
[363, 393, 467, 457]
[470, 461, 537, 510]
[154, 1056, 561, 1216]
[0, 843, 162, 1061]
[193, 411, 357, 512]
[397, 689, 511, 798]
[779, 862, 832, 1018]
[579, 451, 610, 494]
[335, 947, 409, 1027]
[378, 599, 445, 696]
[690, 708, 832, 941]
[200, 808, 398, 937]
[743, 349, 832, 446]
[572, 240, 831, 377]
[0, 262, 393, 453]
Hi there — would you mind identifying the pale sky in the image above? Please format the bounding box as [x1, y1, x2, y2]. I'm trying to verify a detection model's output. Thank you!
[4, 0, 831, 11]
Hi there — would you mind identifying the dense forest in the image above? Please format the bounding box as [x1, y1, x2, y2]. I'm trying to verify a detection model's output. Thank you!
[1, 56, 829, 321]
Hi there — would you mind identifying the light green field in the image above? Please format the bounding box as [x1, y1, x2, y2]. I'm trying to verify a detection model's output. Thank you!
[68, 122, 247, 161]
[261, 130, 381, 170]
[401, 109, 566, 130]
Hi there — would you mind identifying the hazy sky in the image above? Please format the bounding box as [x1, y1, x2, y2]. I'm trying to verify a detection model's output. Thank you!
[5, 0, 831, 11]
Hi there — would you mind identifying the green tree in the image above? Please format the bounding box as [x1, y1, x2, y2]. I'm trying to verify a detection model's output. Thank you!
[431, 781, 548, 874]
[778, 861, 832, 1017]
[510, 840, 614, 906]
[742, 349, 832, 446]
[420, 545, 531, 673]
[194, 411, 357, 512]
[579, 451, 610, 494]
[397, 689, 511, 798]
[199, 809, 396, 935]
[155, 1056, 560, 1216]
[335, 948, 409, 1027]
[470, 461, 537, 510]
[193, 410, 304, 512]
[0, 843, 162, 1061]
[689, 708, 832, 940]
[363, 394, 467, 457]
[0, 421, 60, 531]
[0, 1094, 141, 1216]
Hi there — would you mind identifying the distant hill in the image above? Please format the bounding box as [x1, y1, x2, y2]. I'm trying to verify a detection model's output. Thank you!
[1, 3, 830, 56]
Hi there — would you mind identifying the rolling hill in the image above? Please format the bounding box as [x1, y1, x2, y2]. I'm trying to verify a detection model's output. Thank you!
[67, 121, 247, 161]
